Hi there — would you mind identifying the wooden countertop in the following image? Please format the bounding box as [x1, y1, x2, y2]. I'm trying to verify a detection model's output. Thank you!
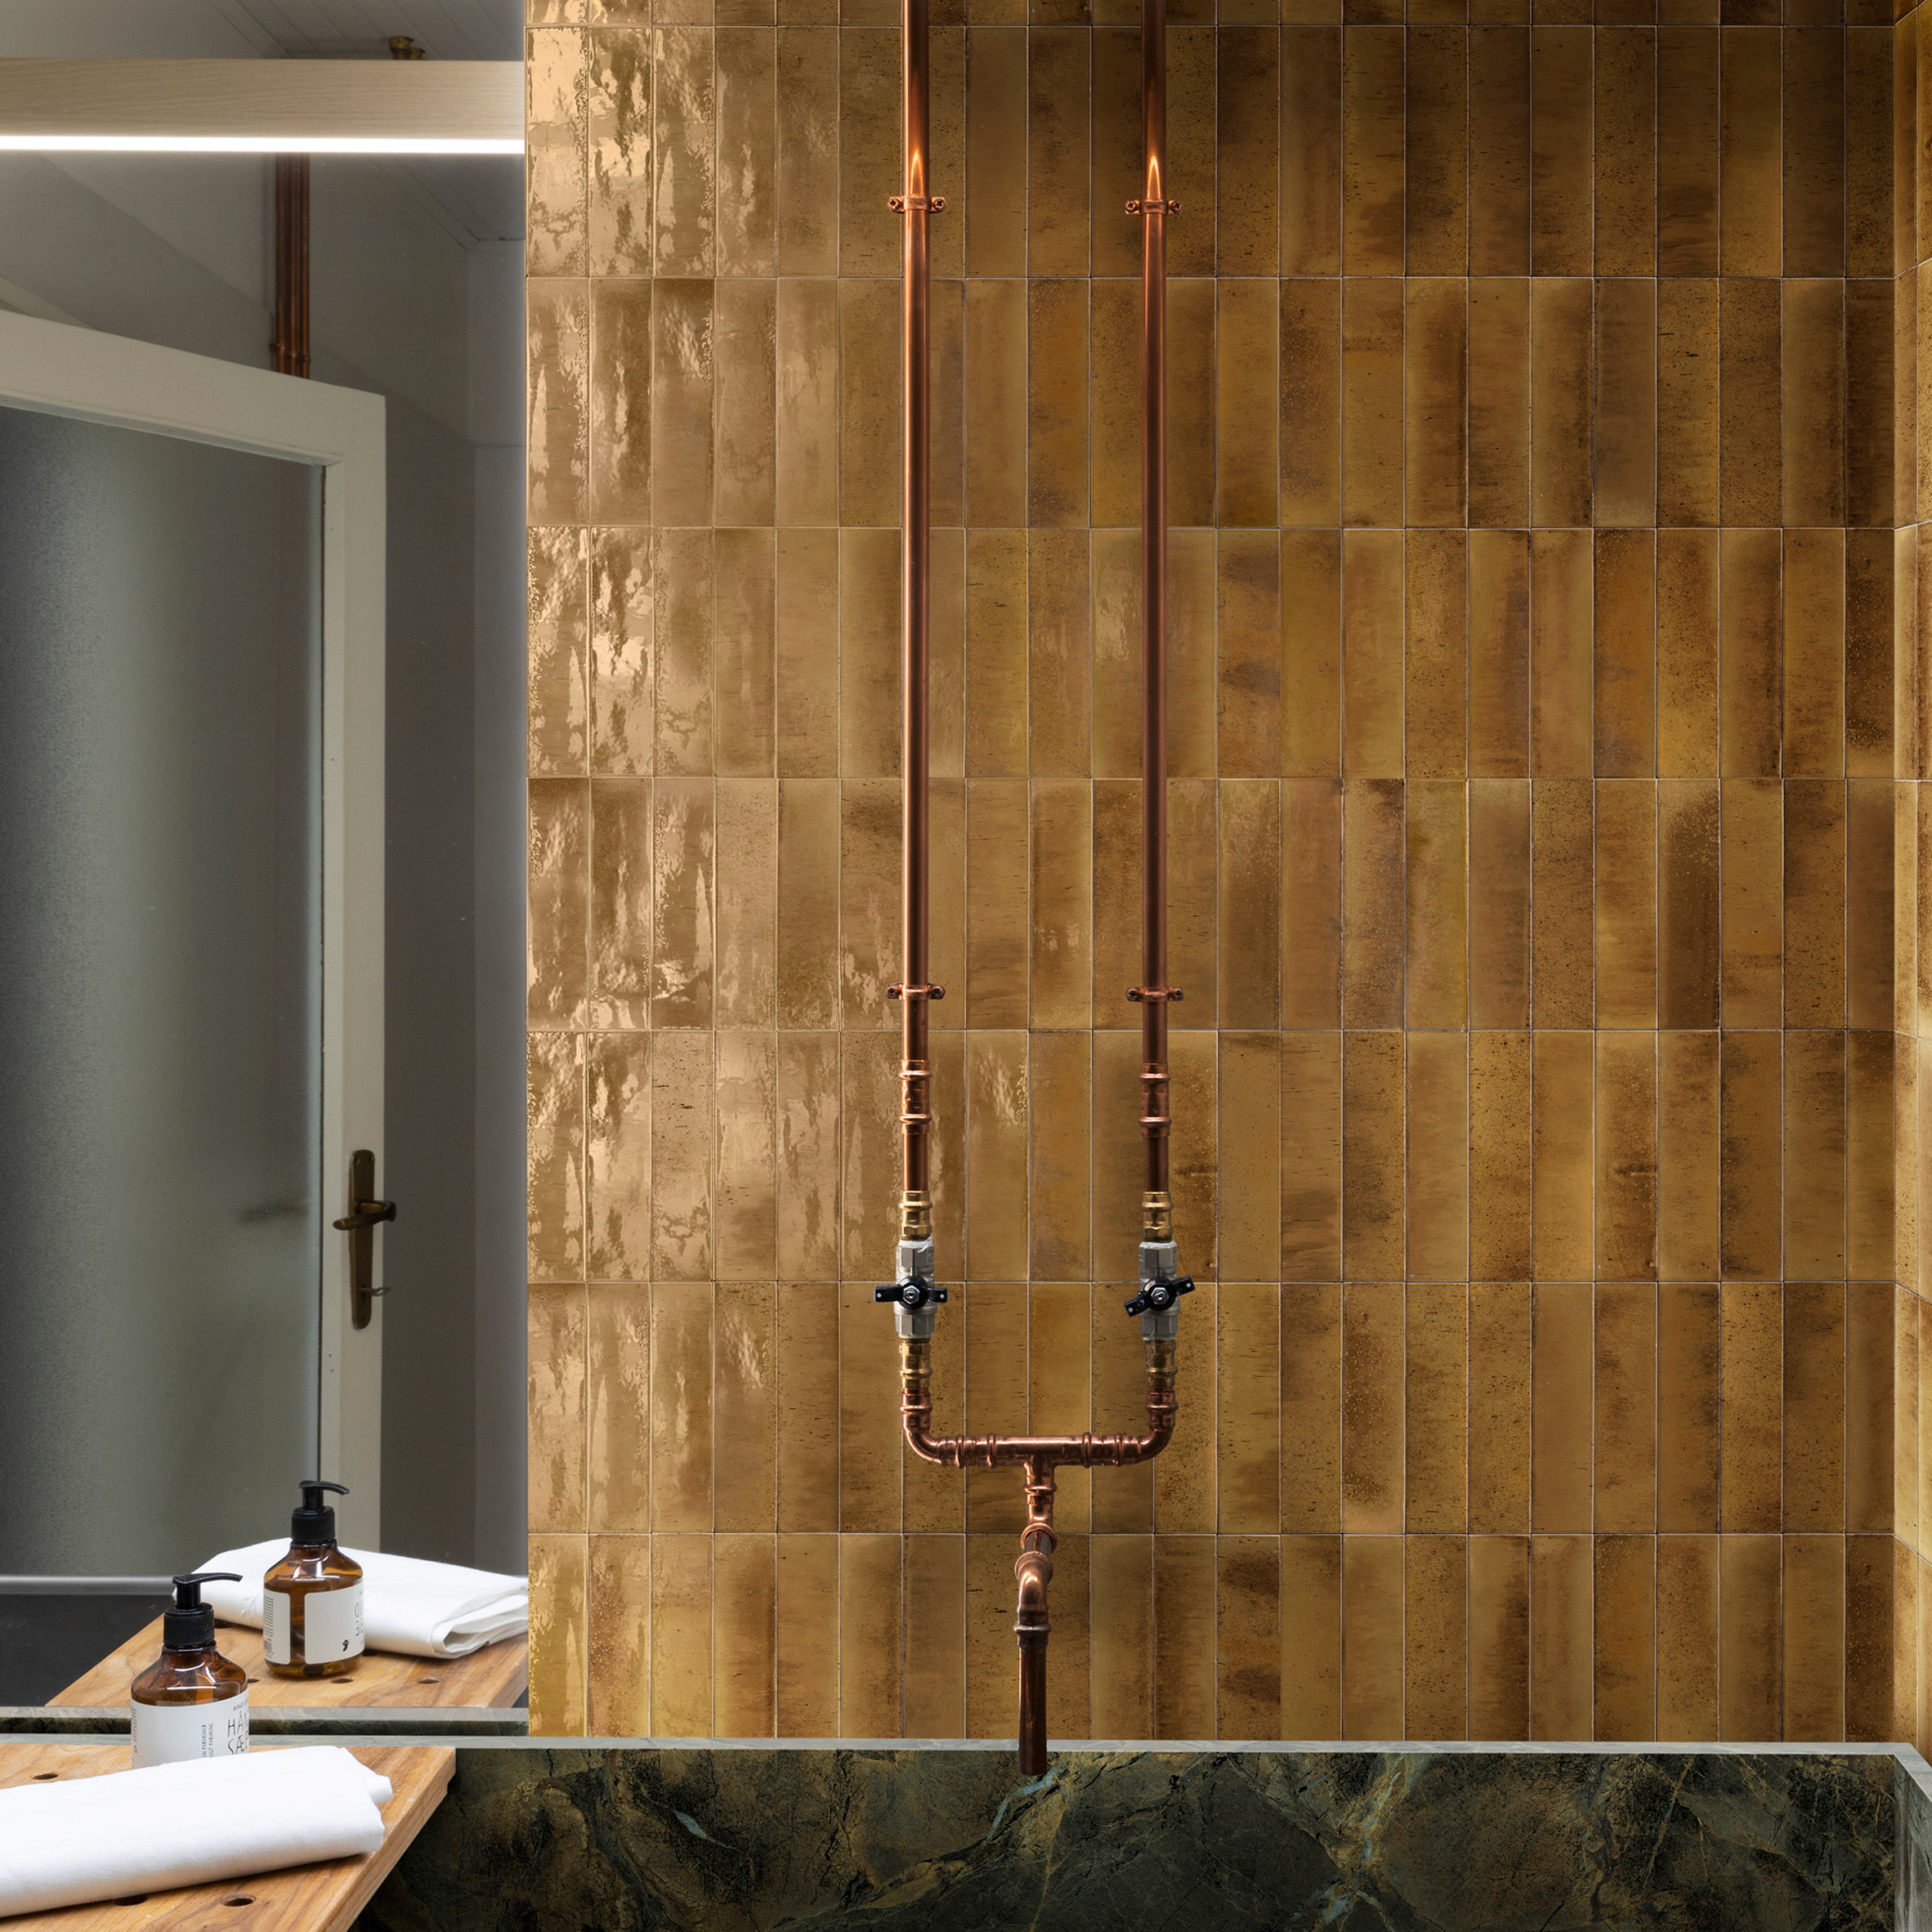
[54, 1623, 527, 1712]
[0, 1742, 453, 1932]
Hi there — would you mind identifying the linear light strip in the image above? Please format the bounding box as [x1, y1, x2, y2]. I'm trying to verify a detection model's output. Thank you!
[0, 136, 522, 154]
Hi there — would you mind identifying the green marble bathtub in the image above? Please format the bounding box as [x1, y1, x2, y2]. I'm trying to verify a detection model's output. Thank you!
[356, 1739, 1924, 1930]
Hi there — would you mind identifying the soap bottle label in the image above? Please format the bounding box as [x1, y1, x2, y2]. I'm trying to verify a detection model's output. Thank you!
[131, 1690, 248, 1769]
[304, 1583, 364, 1663]
[263, 1587, 292, 1665]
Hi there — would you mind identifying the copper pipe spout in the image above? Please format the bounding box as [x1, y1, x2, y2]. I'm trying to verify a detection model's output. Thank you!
[271, 156, 311, 378]
[1013, 1463, 1057, 1776]
[1133, 0, 1173, 1244]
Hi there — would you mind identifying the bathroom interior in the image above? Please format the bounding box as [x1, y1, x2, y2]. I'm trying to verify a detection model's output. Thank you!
[1, 0, 1930, 1923]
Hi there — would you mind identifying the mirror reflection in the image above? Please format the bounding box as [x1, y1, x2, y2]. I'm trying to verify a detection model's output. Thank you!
[0, 6, 527, 1724]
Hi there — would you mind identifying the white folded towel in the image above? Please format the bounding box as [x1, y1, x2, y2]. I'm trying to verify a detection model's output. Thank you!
[0, 1746, 391, 1919]
[198, 1543, 527, 1660]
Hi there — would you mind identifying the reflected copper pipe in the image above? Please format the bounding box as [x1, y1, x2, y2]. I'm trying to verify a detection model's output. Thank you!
[1128, 0, 1176, 1243]
[890, 0, 941, 1246]
[271, 156, 311, 379]
[887, 0, 1180, 1783]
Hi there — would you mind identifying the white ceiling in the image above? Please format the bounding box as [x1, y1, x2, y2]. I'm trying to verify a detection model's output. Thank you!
[0, 1, 523, 244]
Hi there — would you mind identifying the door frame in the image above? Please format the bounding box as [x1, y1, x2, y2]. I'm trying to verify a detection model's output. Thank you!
[0, 310, 387, 1547]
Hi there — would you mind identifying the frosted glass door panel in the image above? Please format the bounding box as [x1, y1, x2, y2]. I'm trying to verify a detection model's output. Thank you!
[0, 402, 323, 1575]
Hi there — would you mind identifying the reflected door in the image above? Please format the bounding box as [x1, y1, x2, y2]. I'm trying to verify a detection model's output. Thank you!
[0, 403, 329, 1574]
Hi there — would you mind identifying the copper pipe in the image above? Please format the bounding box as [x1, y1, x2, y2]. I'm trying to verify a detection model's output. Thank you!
[1131, 0, 1174, 1243]
[892, 0, 938, 1246]
[271, 156, 311, 379]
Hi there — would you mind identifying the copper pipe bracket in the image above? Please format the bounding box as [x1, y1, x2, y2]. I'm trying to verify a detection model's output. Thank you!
[1126, 986, 1183, 1003]
[888, 983, 946, 1000]
[889, 194, 948, 212]
[1125, 198, 1182, 215]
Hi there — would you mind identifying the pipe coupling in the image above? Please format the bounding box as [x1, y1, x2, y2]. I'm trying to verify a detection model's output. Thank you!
[898, 1190, 933, 1244]
[1141, 1192, 1173, 1242]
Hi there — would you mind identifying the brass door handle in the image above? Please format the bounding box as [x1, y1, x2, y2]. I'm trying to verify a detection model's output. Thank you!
[334, 1150, 395, 1329]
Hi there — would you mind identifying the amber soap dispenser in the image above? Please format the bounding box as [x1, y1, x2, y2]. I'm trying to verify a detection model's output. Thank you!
[263, 1479, 364, 1677]
[130, 1572, 249, 1768]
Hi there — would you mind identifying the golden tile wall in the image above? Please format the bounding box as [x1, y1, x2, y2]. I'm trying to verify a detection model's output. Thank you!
[527, 0, 1922, 1744]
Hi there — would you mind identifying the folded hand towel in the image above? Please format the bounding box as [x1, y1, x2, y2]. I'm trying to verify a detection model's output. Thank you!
[199, 1544, 527, 1659]
[0, 1746, 391, 1919]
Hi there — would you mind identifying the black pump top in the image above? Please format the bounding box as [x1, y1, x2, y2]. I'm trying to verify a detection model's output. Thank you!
[164, 1572, 241, 1651]
[292, 1478, 349, 1545]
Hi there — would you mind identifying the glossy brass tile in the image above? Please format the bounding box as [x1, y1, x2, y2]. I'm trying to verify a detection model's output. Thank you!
[587, 529, 650, 777]
[1221, 1035, 1283, 1285]
[651, 30, 716, 275]
[1594, 28, 1654, 275]
[1401, 1536, 1465, 1740]
[1168, 281, 1218, 529]
[1786, 785, 1847, 1031]
[1528, 26, 1590, 273]
[530, 1030, 588, 1286]
[1169, 780, 1221, 1022]
[1029, 279, 1089, 528]
[1657, 281, 1718, 528]
[1401, 28, 1465, 275]
[1281, 29, 1342, 275]
[1594, 1033, 1657, 1281]
[530, 780, 592, 1030]
[1719, 1532, 1782, 1741]
[1528, 1533, 1590, 1740]
[964, 1036, 1029, 1281]
[1594, 781, 1657, 1029]
[1281, 531, 1342, 778]
[776, 29, 838, 275]
[1406, 1035, 1469, 1283]
[1152, 1535, 1217, 1739]
[775, 281, 839, 528]
[1781, 1282, 1846, 1542]
[1720, 778, 1783, 1028]
[1466, 1282, 1530, 1532]
[530, 1286, 589, 1532]
[1466, 280, 1530, 531]
[1028, 1034, 1091, 1283]
[837, 1533, 902, 1737]
[1467, 530, 1529, 777]
[1339, 1280, 1402, 1534]
[839, 280, 899, 531]
[1341, 25, 1404, 273]
[1219, 785, 1281, 1029]
[716, 996, 777, 1264]
[529, 278, 590, 530]
[1468, 781, 1529, 1029]
[1529, 530, 1590, 779]
[1718, 25, 1780, 274]
[1846, 1032, 1896, 1286]
[588, 1536, 650, 1737]
[1340, 1536, 1404, 1739]
[1590, 282, 1655, 530]
[716, 789, 777, 1033]
[1468, 26, 1529, 271]
[835, 29, 895, 274]
[1530, 1281, 1591, 1532]
[1214, 27, 1279, 275]
[1470, 1032, 1533, 1282]
[965, 780, 1028, 1027]
[588, 1285, 651, 1534]
[896, 1536, 965, 1737]
[1342, 533, 1404, 777]
[529, 1533, 588, 1737]
[1785, 1032, 1847, 1288]
[1718, 281, 1781, 529]
[1720, 1032, 1781, 1283]
[1278, 1536, 1341, 1737]
[1656, 530, 1718, 777]
[531, 528, 589, 780]
[964, 280, 1026, 529]
[1029, 531, 1090, 777]
[1468, 1534, 1531, 1740]
[1340, 280, 1402, 530]
[584, 1029, 647, 1283]
[713, 1534, 777, 1736]
[1529, 280, 1590, 527]
[1594, 1535, 1655, 1742]
[1405, 533, 1466, 785]
[1657, 1033, 1720, 1283]
[1153, 1263, 1216, 1527]
[1090, 1535, 1154, 1738]
[1531, 780, 1592, 1030]
[1218, 280, 1281, 528]
[529, 29, 589, 278]
[1026, 29, 1089, 276]
[1656, 1533, 1720, 1741]
[1594, 531, 1656, 779]
[774, 1532, 838, 1734]
[716, 32, 777, 276]
[1281, 1032, 1342, 1281]
[713, 288, 777, 532]
[647, 777, 715, 1031]
[1783, 282, 1846, 530]
[1657, 27, 1717, 271]
[964, 27, 1025, 276]
[1845, 1536, 1892, 1744]
[965, 532, 1026, 779]
[1280, 280, 1341, 529]
[1845, 533, 1894, 780]
[774, 1281, 839, 1531]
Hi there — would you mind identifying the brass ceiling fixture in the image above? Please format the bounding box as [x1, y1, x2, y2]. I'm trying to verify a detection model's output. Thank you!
[877, 0, 1190, 1776]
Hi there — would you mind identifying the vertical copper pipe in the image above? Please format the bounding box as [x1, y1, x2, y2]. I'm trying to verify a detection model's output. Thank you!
[896, 0, 935, 1246]
[271, 156, 311, 379]
[1136, 0, 1172, 1241]
[1013, 1461, 1056, 1775]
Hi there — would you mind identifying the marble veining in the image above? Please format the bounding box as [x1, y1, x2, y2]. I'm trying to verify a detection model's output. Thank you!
[365, 1746, 1895, 1930]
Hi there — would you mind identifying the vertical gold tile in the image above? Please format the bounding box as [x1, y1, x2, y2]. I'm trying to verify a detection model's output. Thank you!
[1847, 538, 1896, 783]
[1529, 25, 1590, 274]
[1219, 26, 1280, 275]
[530, 1532, 588, 1737]
[1406, 1284, 1468, 1533]
[1469, 281, 1531, 530]
[839, 281, 899, 531]
[1282, 28, 1342, 275]
[1594, 533, 1656, 782]
[588, 1536, 650, 1736]
[1153, 1536, 1218, 1739]
[1530, 531, 1591, 779]
[837, 1533, 901, 1737]
[965, 778, 1028, 1025]
[716, 31, 776, 276]
[1658, 282, 1719, 529]
[1719, 1532, 1782, 1740]
[1280, 1536, 1341, 1737]
[1030, 780, 1092, 1031]
[1779, 34, 1843, 278]
[1405, 533, 1468, 785]
[836, 28, 895, 273]
[644, 279, 714, 529]
[1782, 1283, 1845, 1544]
[1719, 1282, 1782, 1534]
[1786, 1031, 1847, 1284]
[588, 1286, 650, 1536]
[1169, 282, 1219, 530]
[1784, 282, 1847, 531]
[1026, 29, 1089, 277]
[1044, 1533, 1092, 1742]
[1406, 1034, 1469, 1285]
[1528, 1533, 1591, 1740]
[1845, 284, 1893, 535]
[1340, 1280, 1403, 1535]
[1280, 280, 1342, 529]
[1786, 784, 1847, 1029]
[647, 1282, 713, 1535]
[1532, 1034, 1594, 1281]
[1530, 1281, 1591, 1532]
[529, 28, 589, 277]
[1594, 1535, 1656, 1742]
[1657, 1534, 1720, 1740]
[1218, 280, 1281, 528]
[649, 1031, 713, 1281]
[1720, 778, 1783, 1027]
[1166, 25, 1216, 275]
[1469, 529, 1530, 775]
[1530, 281, 1592, 530]
[1594, 27, 1654, 275]
[1848, 1273, 1897, 1533]
[776, 29, 837, 275]
[1219, 784, 1281, 1030]
[1470, 1033, 1533, 1282]
[1281, 780, 1342, 1031]
[1343, 1033, 1404, 1281]
[1219, 533, 1282, 780]
[1342, 780, 1404, 1025]
[713, 288, 777, 534]
[1469, 780, 1531, 1028]
[775, 1281, 839, 1532]
[1469, 1535, 1531, 1740]
[1846, 1535, 1893, 1744]
[1027, 279, 1089, 528]
[1340, 1536, 1404, 1739]
[1404, 280, 1468, 530]
[1219, 1036, 1281, 1285]
[1405, 26, 1467, 275]
[531, 1030, 588, 1288]
[964, 1035, 1028, 1282]
[838, 1249, 903, 1530]
[530, 780, 593, 1031]
[1090, 1535, 1154, 1739]
[714, 1282, 776, 1535]
[1719, 282, 1782, 529]
[1212, 1282, 1280, 1537]
[1593, 1025, 1657, 1278]
[1404, 1536, 1467, 1741]
[713, 1533, 776, 1736]
[530, 281, 590, 526]
[1342, 532, 1404, 776]
[1594, 783, 1657, 1029]
[775, 283, 839, 528]
[585, 530, 650, 786]
[1720, 1031, 1782, 1283]
[647, 777, 714, 1031]
[716, 788, 776, 1033]
[1594, 1285, 1657, 1536]
[1719, 25, 1780, 275]
[652, 28, 716, 273]
[1594, 281, 1656, 530]
[1657, 1034, 1720, 1281]
[776, 780, 838, 1031]
[1028, 534, 1091, 782]
[1657, 27, 1718, 274]
[901, 1535, 965, 1738]
[1027, 1034, 1090, 1286]
[1341, 25, 1404, 274]
[1282, 531, 1343, 778]
[774, 1531, 837, 1734]
[1658, 781, 1720, 1030]
[530, 1285, 588, 1537]
[1469, 27, 1530, 275]
[1655, 1283, 1719, 1534]
[650, 1534, 713, 1736]
[1469, 1282, 1531, 1534]
[1340, 280, 1403, 529]
[531, 527, 590, 777]
[1281, 1032, 1342, 1282]
[1281, 1282, 1341, 1534]
[966, 28, 1026, 276]
[1657, 529, 1719, 775]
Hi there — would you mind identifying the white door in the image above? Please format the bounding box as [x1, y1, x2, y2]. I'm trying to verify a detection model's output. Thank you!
[0, 311, 385, 1565]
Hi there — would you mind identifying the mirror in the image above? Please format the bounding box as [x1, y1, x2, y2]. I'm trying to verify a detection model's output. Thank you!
[0, 7, 527, 1727]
